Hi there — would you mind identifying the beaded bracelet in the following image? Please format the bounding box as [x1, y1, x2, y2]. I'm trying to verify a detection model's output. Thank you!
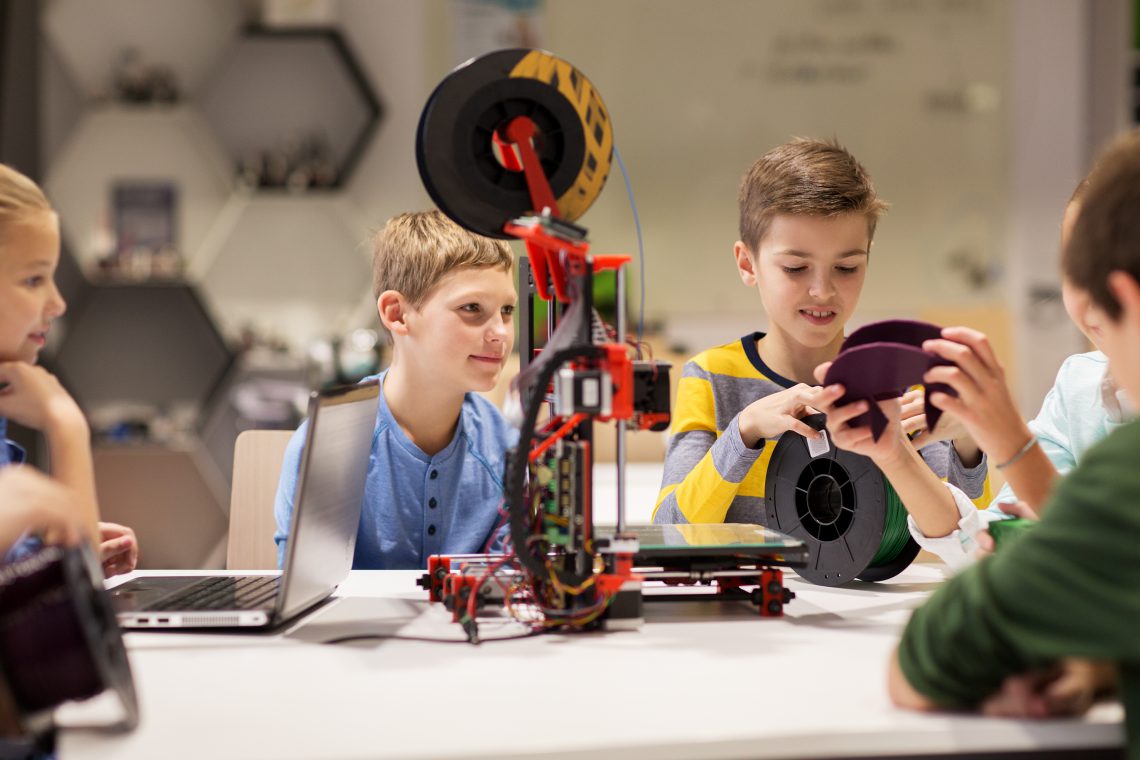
[995, 436, 1037, 470]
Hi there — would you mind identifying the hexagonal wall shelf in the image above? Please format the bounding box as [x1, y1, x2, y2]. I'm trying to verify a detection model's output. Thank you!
[53, 283, 232, 415]
[42, 0, 243, 101]
[94, 441, 229, 569]
[200, 27, 382, 189]
[44, 105, 233, 274]
[199, 350, 308, 486]
[192, 192, 372, 350]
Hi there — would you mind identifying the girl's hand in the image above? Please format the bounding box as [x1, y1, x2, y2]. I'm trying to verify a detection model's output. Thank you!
[974, 500, 1039, 555]
[0, 362, 86, 435]
[921, 327, 1030, 464]
[99, 522, 139, 577]
[0, 468, 83, 550]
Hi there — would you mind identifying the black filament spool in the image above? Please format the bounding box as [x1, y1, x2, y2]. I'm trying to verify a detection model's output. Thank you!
[764, 414, 919, 586]
[0, 544, 138, 739]
[416, 48, 613, 238]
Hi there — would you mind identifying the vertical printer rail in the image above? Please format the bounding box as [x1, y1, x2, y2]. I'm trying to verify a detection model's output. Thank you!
[413, 49, 677, 639]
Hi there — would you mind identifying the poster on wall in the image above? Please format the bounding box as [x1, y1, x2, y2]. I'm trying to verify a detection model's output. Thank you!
[110, 181, 181, 280]
[448, 0, 544, 67]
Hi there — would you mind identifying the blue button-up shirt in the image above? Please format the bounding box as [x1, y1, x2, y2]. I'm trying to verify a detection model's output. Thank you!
[0, 417, 39, 563]
[273, 372, 518, 569]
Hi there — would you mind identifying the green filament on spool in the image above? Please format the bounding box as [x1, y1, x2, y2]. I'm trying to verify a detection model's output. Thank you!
[869, 477, 912, 567]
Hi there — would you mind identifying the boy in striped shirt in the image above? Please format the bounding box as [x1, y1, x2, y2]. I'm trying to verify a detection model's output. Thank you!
[653, 138, 988, 534]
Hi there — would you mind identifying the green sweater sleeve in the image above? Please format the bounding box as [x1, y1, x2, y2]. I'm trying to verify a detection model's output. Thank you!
[897, 421, 1140, 715]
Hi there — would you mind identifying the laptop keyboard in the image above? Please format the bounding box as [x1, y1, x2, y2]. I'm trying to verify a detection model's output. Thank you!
[154, 576, 281, 611]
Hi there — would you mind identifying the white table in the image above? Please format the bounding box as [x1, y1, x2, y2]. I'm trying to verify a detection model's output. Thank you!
[58, 565, 1124, 760]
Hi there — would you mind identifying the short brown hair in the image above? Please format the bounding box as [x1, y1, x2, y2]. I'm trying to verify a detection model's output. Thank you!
[0, 163, 53, 243]
[1068, 176, 1090, 206]
[371, 210, 513, 329]
[738, 137, 888, 252]
[1062, 130, 1140, 321]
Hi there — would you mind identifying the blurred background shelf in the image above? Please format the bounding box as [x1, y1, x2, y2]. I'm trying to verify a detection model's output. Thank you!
[198, 349, 310, 500]
[191, 192, 373, 349]
[200, 26, 382, 191]
[42, 0, 243, 101]
[52, 282, 233, 419]
[28, 4, 391, 558]
[93, 441, 230, 569]
[44, 104, 234, 275]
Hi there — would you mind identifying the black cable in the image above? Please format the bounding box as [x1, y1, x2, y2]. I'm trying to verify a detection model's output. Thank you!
[505, 344, 602, 580]
[321, 629, 543, 646]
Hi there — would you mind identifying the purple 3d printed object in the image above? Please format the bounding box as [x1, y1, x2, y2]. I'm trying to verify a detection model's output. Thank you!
[822, 319, 956, 442]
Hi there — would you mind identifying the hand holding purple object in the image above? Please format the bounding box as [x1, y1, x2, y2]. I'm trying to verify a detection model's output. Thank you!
[920, 326, 1034, 465]
[821, 319, 957, 442]
[811, 364, 909, 466]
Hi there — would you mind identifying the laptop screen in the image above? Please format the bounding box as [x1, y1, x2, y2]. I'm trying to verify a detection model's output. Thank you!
[277, 381, 379, 619]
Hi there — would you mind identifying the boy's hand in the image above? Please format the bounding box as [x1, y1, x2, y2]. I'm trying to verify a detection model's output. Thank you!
[920, 327, 1031, 465]
[980, 659, 1116, 718]
[974, 500, 1039, 555]
[0, 468, 83, 550]
[0, 362, 86, 435]
[99, 522, 139, 577]
[812, 363, 909, 466]
[738, 383, 825, 448]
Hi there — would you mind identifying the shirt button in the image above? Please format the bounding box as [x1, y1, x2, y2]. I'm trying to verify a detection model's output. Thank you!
[430, 470, 439, 480]
[428, 525, 437, 536]
[429, 497, 438, 509]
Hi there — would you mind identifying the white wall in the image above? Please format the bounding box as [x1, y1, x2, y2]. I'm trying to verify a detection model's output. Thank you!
[530, 0, 1128, 412]
[40, 0, 1133, 412]
[1004, 0, 1090, 415]
[337, 0, 1132, 411]
[540, 0, 1010, 348]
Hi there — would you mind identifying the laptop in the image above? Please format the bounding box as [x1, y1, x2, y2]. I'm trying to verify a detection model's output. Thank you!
[110, 380, 380, 629]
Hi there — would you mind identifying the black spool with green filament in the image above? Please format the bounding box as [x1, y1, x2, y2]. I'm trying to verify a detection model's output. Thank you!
[763, 414, 920, 586]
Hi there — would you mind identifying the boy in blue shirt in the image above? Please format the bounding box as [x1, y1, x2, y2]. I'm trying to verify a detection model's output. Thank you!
[274, 210, 518, 569]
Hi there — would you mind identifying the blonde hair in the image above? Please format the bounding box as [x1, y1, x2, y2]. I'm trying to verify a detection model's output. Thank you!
[371, 210, 513, 334]
[738, 137, 888, 252]
[0, 164, 53, 242]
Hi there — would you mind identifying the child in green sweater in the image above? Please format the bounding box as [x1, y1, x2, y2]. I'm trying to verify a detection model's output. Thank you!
[881, 131, 1140, 757]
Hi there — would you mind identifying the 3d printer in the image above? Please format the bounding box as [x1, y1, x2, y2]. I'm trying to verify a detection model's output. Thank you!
[413, 49, 808, 642]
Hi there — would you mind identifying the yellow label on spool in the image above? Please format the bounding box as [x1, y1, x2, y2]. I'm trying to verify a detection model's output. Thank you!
[510, 50, 613, 221]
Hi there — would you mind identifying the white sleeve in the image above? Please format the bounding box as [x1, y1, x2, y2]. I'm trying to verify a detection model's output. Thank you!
[907, 483, 1004, 573]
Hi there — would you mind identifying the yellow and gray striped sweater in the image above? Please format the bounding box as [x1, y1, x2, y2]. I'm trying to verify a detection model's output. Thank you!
[653, 333, 991, 524]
